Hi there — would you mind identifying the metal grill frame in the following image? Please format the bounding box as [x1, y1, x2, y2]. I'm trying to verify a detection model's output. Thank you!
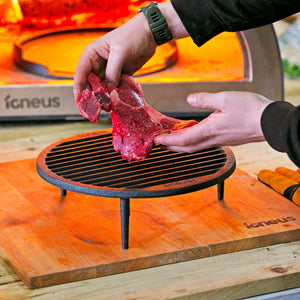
[36, 129, 236, 199]
[36, 128, 236, 249]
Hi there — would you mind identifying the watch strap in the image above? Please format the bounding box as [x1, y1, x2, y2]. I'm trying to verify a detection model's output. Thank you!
[139, 2, 173, 45]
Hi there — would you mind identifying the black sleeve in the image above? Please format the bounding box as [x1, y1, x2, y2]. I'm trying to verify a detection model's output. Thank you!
[261, 101, 300, 168]
[169, 0, 300, 167]
[170, 0, 300, 46]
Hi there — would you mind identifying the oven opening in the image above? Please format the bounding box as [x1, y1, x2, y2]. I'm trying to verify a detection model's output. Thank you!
[2, 0, 248, 81]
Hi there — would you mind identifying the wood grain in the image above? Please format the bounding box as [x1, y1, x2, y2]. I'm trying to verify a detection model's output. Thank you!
[0, 158, 300, 289]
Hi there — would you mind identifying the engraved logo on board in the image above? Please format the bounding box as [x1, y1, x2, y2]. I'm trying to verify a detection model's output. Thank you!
[244, 216, 296, 229]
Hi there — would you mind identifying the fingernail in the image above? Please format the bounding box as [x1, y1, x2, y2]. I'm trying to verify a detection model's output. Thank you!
[106, 80, 118, 88]
[106, 81, 114, 87]
[74, 93, 81, 102]
[154, 138, 161, 144]
[187, 95, 196, 105]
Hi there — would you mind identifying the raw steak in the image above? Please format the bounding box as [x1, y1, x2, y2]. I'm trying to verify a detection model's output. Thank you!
[76, 73, 197, 163]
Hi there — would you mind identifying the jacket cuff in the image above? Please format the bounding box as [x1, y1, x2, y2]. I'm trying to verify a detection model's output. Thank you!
[170, 0, 224, 46]
[261, 101, 295, 152]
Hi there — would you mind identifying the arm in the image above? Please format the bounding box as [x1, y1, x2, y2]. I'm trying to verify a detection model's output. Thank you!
[73, 12, 156, 100]
[154, 91, 272, 150]
[154, 93, 300, 168]
[261, 102, 300, 167]
[73, 0, 300, 167]
[73, 1, 187, 100]
[156, 0, 300, 166]
[171, 0, 300, 46]
[73, 0, 299, 99]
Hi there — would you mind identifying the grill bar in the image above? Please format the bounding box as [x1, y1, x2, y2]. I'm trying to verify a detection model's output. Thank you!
[66, 158, 226, 186]
[46, 146, 227, 188]
[61, 155, 225, 182]
[50, 150, 225, 176]
[109, 164, 225, 189]
[46, 142, 223, 167]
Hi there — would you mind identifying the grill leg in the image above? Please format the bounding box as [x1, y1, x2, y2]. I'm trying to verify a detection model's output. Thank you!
[218, 181, 224, 200]
[120, 198, 130, 249]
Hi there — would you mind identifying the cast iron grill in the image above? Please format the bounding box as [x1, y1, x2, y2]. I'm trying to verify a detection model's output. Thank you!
[37, 129, 236, 248]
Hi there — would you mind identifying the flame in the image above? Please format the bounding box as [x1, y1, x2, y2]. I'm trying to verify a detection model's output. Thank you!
[11, 0, 23, 21]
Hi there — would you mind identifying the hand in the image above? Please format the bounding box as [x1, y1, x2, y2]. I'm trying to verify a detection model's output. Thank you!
[73, 12, 157, 100]
[73, 1, 188, 101]
[154, 91, 273, 152]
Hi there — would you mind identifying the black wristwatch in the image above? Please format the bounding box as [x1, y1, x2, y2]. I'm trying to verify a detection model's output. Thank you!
[139, 2, 173, 45]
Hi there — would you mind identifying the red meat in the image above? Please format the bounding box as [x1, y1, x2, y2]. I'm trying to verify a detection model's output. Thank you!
[76, 73, 197, 163]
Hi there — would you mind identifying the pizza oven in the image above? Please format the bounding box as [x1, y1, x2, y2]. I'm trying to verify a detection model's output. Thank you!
[0, 0, 283, 121]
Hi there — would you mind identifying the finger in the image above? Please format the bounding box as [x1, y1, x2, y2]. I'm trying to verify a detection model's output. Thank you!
[164, 138, 219, 153]
[187, 92, 225, 111]
[105, 44, 127, 87]
[73, 62, 92, 101]
[154, 122, 211, 147]
[73, 46, 103, 100]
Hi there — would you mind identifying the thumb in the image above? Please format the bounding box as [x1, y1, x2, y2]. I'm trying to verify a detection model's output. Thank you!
[187, 92, 223, 111]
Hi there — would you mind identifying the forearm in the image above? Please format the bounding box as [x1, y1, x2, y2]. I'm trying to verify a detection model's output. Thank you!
[157, 1, 189, 40]
[170, 0, 300, 46]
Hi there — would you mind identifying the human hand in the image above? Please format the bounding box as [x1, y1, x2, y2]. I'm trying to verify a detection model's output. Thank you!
[73, 12, 157, 100]
[73, 1, 188, 101]
[154, 91, 273, 152]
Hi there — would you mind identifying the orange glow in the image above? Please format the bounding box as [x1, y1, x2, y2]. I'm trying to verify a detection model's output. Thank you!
[138, 32, 245, 83]
[11, 0, 23, 21]
[14, 0, 162, 29]
[0, 0, 165, 28]
[1, 1, 245, 85]
[0, 0, 21, 25]
[15, 31, 244, 83]
[18, 29, 177, 78]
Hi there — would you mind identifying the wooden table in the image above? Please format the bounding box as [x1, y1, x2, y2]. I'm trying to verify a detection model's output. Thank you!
[0, 82, 299, 300]
[0, 21, 300, 298]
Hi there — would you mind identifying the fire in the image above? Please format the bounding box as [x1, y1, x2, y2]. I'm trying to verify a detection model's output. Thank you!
[0, 0, 21, 25]
[11, 0, 23, 21]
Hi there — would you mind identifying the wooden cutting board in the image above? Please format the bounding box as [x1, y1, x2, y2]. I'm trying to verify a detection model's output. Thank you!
[0, 158, 300, 289]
